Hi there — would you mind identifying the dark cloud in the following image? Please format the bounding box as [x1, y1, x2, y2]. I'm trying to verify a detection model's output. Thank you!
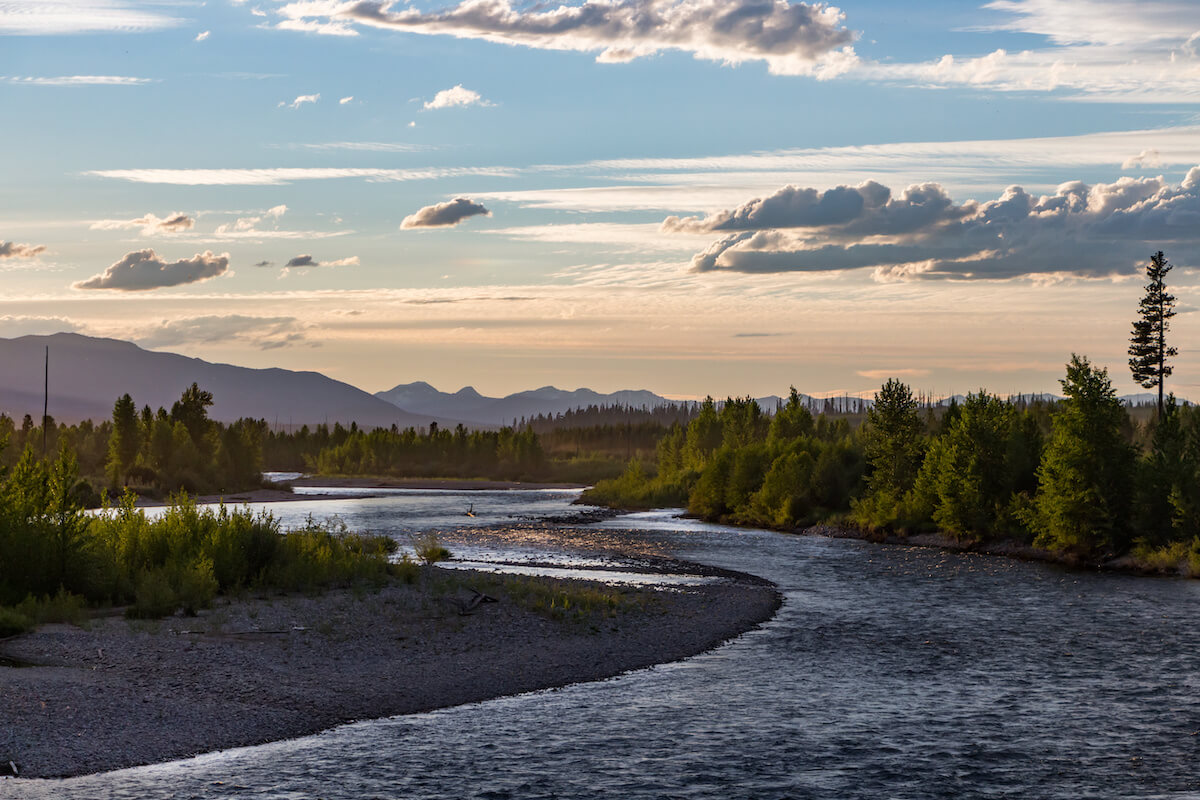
[138, 314, 312, 350]
[285, 254, 317, 268]
[401, 197, 491, 229]
[73, 249, 229, 291]
[280, 0, 856, 75]
[0, 241, 46, 258]
[679, 167, 1200, 280]
[254, 260, 274, 268]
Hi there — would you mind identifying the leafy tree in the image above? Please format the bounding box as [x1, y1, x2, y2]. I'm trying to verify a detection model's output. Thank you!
[171, 383, 215, 448]
[1129, 251, 1177, 419]
[1031, 355, 1135, 558]
[769, 387, 814, 443]
[914, 391, 1016, 539]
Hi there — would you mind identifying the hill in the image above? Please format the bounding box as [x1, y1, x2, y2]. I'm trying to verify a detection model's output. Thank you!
[0, 333, 458, 429]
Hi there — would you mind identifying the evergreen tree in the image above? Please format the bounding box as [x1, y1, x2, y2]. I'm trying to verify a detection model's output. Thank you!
[1031, 355, 1135, 558]
[1129, 251, 1177, 419]
[863, 378, 924, 497]
[107, 393, 140, 486]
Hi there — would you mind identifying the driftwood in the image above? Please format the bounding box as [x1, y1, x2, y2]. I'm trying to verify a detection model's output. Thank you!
[456, 588, 499, 616]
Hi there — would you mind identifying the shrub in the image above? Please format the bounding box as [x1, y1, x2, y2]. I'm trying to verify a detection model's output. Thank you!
[411, 532, 451, 565]
[128, 569, 177, 619]
[0, 607, 31, 637]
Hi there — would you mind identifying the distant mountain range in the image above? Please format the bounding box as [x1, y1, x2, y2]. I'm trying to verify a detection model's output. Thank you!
[0, 333, 1176, 430]
[0, 333, 463, 429]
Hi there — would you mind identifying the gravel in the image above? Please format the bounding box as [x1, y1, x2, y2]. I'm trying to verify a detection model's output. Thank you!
[0, 564, 779, 779]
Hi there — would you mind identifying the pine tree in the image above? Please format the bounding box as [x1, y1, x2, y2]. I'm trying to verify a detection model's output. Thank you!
[1129, 251, 1177, 419]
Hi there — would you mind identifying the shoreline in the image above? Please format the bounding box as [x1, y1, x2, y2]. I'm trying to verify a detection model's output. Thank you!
[135, 477, 589, 508]
[0, 563, 780, 780]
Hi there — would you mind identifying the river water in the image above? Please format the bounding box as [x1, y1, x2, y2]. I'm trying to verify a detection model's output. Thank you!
[7, 489, 1200, 799]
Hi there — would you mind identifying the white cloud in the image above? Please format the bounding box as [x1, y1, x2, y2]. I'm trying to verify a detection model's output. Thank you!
[74, 249, 230, 291]
[90, 212, 194, 235]
[2, 75, 152, 86]
[85, 165, 516, 185]
[279, 93, 320, 109]
[295, 141, 425, 152]
[854, 1, 1200, 102]
[339, 95, 353, 104]
[195, 29, 210, 41]
[276, 0, 857, 76]
[423, 84, 491, 110]
[0, 0, 183, 35]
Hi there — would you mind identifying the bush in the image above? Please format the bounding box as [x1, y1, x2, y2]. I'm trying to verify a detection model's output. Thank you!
[0, 607, 31, 637]
[411, 532, 451, 565]
[128, 569, 177, 619]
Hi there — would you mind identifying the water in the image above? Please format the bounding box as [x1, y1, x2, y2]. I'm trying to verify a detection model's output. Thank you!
[9, 492, 1200, 798]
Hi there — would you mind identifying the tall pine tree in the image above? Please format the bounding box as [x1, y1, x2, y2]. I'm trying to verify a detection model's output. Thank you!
[1129, 251, 1177, 419]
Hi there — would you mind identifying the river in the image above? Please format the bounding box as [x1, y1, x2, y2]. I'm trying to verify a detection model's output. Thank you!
[6, 488, 1200, 799]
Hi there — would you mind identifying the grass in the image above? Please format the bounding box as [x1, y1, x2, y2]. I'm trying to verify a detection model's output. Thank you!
[462, 573, 652, 623]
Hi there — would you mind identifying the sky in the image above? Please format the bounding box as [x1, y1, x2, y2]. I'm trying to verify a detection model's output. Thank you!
[2, 0, 1200, 400]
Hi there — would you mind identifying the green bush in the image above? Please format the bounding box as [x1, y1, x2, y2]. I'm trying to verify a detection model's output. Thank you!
[128, 569, 178, 619]
[0, 607, 31, 637]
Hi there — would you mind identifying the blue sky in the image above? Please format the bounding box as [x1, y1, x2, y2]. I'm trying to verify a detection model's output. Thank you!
[3, 0, 1200, 399]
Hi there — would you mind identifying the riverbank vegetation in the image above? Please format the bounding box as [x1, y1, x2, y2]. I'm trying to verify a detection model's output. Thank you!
[0, 447, 407, 632]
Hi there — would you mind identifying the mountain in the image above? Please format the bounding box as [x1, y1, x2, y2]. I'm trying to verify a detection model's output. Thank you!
[376, 382, 677, 426]
[0, 333, 461, 429]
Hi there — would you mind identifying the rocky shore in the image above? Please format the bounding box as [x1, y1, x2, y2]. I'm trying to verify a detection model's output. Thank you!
[0, 564, 779, 779]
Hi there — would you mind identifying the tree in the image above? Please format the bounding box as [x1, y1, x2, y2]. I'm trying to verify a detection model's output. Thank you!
[863, 379, 924, 497]
[1129, 251, 1177, 419]
[107, 393, 140, 486]
[1031, 355, 1135, 558]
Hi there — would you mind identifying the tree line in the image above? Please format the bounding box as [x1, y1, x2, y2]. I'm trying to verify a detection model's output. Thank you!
[586, 251, 1194, 569]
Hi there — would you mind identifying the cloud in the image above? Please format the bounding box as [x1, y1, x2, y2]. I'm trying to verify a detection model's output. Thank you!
[85, 165, 515, 185]
[73, 249, 230, 291]
[857, 368, 931, 379]
[1123, 149, 1162, 170]
[0, 1, 183, 35]
[852, 1, 1200, 102]
[138, 315, 311, 350]
[423, 84, 491, 110]
[401, 198, 491, 229]
[339, 95, 353, 104]
[280, 93, 319, 109]
[0, 315, 80, 337]
[283, 254, 359, 268]
[254, 260, 274, 268]
[0, 241, 46, 258]
[195, 30, 210, 41]
[676, 167, 1200, 281]
[2, 75, 152, 86]
[294, 141, 425, 152]
[90, 211, 194, 235]
[214, 204, 289, 235]
[276, 0, 858, 76]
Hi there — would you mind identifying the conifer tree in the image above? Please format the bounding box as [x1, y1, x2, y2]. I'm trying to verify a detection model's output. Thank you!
[1129, 251, 1177, 419]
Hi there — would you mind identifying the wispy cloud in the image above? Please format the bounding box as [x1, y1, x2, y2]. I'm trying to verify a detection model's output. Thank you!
[138, 314, 311, 350]
[85, 166, 516, 185]
[90, 212, 194, 235]
[423, 85, 491, 110]
[195, 29, 209, 42]
[74, 249, 230, 291]
[276, 0, 858, 77]
[339, 95, 353, 104]
[0, 0, 183, 35]
[283, 254, 359, 268]
[293, 141, 426, 152]
[279, 93, 319, 109]
[401, 198, 491, 228]
[1, 75, 153, 86]
[853, 0, 1200, 102]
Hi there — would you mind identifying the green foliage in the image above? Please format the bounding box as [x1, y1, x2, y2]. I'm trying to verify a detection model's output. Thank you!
[411, 531, 451, 565]
[1030, 355, 1136, 558]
